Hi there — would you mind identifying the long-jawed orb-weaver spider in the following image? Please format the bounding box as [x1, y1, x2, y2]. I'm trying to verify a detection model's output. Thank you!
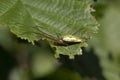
[16, 23, 83, 46]
[34, 28, 83, 46]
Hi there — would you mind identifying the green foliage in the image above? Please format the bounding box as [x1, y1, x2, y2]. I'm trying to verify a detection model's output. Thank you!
[44, 68, 82, 80]
[89, 1, 120, 80]
[0, 0, 120, 80]
[0, 0, 99, 58]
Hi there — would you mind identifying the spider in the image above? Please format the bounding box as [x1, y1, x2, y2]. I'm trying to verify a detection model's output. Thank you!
[51, 35, 83, 46]
[16, 23, 84, 46]
[35, 29, 83, 46]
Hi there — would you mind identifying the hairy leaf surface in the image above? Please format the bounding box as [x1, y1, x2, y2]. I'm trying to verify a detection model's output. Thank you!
[0, 0, 98, 58]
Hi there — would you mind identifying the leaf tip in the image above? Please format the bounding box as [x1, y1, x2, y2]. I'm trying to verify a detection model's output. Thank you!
[54, 53, 60, 59]
[69, 55, 75, 59]
[77, 48, 83, 55]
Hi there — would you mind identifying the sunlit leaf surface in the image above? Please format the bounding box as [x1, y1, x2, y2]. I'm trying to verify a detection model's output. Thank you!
[0, 0, 98, 58]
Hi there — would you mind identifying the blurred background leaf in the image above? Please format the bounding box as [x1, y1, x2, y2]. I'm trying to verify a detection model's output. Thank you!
[89, 0, 120, 80]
